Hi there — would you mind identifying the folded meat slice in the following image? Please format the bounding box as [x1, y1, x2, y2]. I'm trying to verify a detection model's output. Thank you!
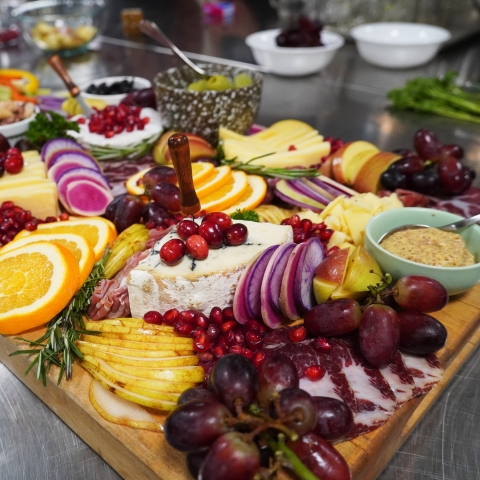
[401, 352, 443, 396]
[327, 339, 397, 438]
[379, 351, 416, 406]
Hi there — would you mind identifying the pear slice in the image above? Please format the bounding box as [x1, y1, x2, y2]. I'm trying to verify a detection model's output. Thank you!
[85, 366, 176, 412]
[90, 379, 165, 430]
[98, 332, 193, 345]
[81, 334, 193, 352]
[83, 322, 178, 335]
[77, 343, 199, 368]
[123, 384, 181, 402]
[93, 318, 175, 332]
[77, 340, 191, 358]
[83, 357, 198, 393]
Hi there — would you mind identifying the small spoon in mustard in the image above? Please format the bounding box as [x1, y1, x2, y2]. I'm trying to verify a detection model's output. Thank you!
[378, 212, 480, 243]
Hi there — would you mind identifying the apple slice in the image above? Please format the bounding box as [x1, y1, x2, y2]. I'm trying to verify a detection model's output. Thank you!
[313, 248, 351, 304]
[353, 152, 401, 193]
[330, 285, 366, 301]
[279, 242, 307, 320]
[342, 246, 383, 293]
[344, 147, 379, 185]
[331, 141, 378, 184]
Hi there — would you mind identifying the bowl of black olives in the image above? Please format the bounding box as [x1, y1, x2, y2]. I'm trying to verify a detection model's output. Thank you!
[81, 75, 152, 105]
[154, 64, 263, 145]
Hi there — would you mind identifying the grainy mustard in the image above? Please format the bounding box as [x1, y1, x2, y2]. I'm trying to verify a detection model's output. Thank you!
[380, 228, 475, 267]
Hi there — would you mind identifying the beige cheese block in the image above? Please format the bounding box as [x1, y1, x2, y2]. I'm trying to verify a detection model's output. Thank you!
[127, 220, 293, 317]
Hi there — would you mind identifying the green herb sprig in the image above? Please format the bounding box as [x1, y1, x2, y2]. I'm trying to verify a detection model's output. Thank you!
[25, 111, 80, 150]
[221, 154, 319, 179]
[230, 209, 260, 222]
[87, 133, 161, 160]
[10, 253, 108, 386]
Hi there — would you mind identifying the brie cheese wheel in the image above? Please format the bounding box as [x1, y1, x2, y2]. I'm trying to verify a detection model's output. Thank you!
[127, 220, 293, 317]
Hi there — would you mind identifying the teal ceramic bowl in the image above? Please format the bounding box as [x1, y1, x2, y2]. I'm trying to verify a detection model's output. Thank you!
[364, 207, 480, 296]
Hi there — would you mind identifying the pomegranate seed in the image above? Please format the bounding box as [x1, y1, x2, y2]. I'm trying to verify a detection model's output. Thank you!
[221, 320, 236, 333]
[305, 365, 326, 381]
[142, 117, 150, 124]
[193, 333, 211, 353]
[163, 308, 181, 325]
[206, 323, 220, 340]
[209, 306, 223, 324]
[212, 344, 227, 358]
[313, 337, 332, 352]
[24, 221, 38, 231]
[288, 145, 297, 151]
[45, 216, 58, 223]
[241, 347, 254, 360]
[216, 335, 229, 347]
[226, 330, 236, 345]
[245, 319, 261, 332]
[245, 331, 263, 349]
[1, 201, 14, 210]
[180, 310, 197, 324]
[145, 221, 155, 229]
[174, 320, 193, 336]
[233, 329, 245, 346]
[222, 307, 235, 322]
[190, 327, 206, 338]
[143, 311, 163, 324]
[258, 324, 267, 335]
[290, 214, 301, 228]
[77, 117, 86, 124]
[105, 131, 115, 139]
[229, 345, 243, 355]
[301, 218, 313, 232]
[194, 312, 209, 329]
[253, 351, 266, 368]
[289, 326, 306, 343]
[198, 352, 214, 363]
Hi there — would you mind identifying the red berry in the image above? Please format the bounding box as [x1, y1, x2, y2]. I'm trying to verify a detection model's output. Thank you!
[224, 223, 248, 246]
[202, 212, 232, 232]
[174, 320, 193, 336]
[198, 220, 223, 248]
[180, 310, 197, 324]
[4, 156, 23, 174]
[59, 212, 69, 221]
[195, 312, 209, 329]
[289, 326, 306, 343]
[222, 307, 235, 322]
[177, 219, 198, 240]
[163, 308, 181, 325]
[253, 350, 266, 368]
[221, 320, 236, 333]
[193, 333, 211, 353]
[6, 148, 21, 157]
[212, 344, 228, 358]
[305, 365, 326, 381]
[143, 311, 163, 324]
[313, 337, 332, 352]
[186, 234, 209, 260]
[209, 306, 223, 325]
[160, 238, 186, 265]
[77, 117, 86, 124]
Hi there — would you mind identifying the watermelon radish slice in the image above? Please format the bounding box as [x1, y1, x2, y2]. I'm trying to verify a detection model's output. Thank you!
[41, 138, 85, 166]
[47, 156, 101, 183]
[279, 242, 307, 321]
[233, 252, 263, 325]
[65, 179, 114, 216]
[47, 150, 99, 171]
[261, 285, 285, 329]
[294, 237, 325, 313]
[262, 242, 296, 313]
[57, 168, 111, 210]
[244, 245, 279, 321]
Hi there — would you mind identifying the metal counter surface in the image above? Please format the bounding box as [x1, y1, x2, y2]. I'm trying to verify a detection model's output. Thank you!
[1, 12, 480, 480]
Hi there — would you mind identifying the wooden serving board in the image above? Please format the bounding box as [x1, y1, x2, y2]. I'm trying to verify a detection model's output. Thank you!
[1, 284, 480, 480]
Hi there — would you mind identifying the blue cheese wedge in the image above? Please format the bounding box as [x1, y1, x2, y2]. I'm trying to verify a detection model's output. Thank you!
[127, 220, 293, 317]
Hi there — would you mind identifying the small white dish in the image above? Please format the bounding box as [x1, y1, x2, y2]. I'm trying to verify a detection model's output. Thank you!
[245, 29, 344, 77]
[80, 76, 152, 105]
[0, 106, 39, 144]
[350, 22, 451, 69]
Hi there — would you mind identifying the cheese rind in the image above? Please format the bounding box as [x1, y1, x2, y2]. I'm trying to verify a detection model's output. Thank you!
[127, 220, 293, 317]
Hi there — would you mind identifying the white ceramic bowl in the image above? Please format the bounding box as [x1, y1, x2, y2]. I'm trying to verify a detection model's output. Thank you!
[80, 76, 152, 105]
[0, 106, 39, 144]
[350, 22, 451, 69]
[245, 29, 344, 77]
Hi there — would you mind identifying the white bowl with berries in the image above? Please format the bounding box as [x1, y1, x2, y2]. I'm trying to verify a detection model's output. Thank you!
[0, 103, 39, 144]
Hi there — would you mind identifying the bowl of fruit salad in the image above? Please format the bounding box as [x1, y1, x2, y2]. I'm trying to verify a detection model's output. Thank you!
[245, 17, 344, 77]
[365, 207, 480, 295]
[154, 64, 262, 145]
[11, 0, 105, 57]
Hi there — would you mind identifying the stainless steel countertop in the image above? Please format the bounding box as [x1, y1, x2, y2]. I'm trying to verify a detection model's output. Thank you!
[1, 3, 480, 479]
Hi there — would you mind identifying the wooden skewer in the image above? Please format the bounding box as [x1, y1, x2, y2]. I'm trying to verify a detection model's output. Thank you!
[167, 133, 201, 216]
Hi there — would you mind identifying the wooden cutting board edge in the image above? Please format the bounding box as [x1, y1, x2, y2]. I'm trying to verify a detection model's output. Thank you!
[0, 285, 479, 480]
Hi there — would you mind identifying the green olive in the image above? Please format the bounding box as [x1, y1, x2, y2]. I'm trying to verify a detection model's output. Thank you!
[206, 74, 232, 91]
[186, 79, 208, 92]
[233, 73, 253, 88]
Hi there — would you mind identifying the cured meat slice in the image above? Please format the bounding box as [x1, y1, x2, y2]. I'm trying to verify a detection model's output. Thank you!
[401, 352, 443, 396]
[379, 351, 415, 406]
[266, 342, 357, 414]
[327, 339, 397, 438]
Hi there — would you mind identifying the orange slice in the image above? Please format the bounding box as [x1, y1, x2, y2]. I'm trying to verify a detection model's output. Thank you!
[126, 163, 216, 196]
[196, 165, 232, 198]
[0, 233, 95, 287]
[222, 175, 268, 214]
[15, 217, 115, 261]
[199, 170, 249, 213]
[0, 242, 80, 335]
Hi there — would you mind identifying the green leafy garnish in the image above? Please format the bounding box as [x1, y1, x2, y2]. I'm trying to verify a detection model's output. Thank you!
[230, 209, 260, 222]
[221, 154, 319, 179]
[388, 71, 480, 124]
[25, 111, 80, 150]
[87, 133, 161, 160]
[10, 252, 108, 386]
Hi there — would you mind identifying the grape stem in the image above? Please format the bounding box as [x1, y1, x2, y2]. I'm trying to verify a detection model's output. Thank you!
[364, 273, 393, 308]
[266, 435, 321, 480]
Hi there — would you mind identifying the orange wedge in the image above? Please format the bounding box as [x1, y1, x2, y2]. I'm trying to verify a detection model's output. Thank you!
[196, 165, 233, 198]
[15, 217, 115, 261]
[199, 170, 249, 213]
[222, 175, 268, 214]
[0, 242, 80, 335]
[126, 163, 216, 196]
[0, 232, 95, 287]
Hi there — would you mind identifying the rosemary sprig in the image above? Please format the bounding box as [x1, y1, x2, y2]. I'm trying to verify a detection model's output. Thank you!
[87, 133, 161, 160]
[10, 252, 108, 386]
[221, 155, 319, 179]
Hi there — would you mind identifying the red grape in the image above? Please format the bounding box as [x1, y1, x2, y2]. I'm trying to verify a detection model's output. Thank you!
[177, 219, 199, 240]
[186, 450, 208, 479]
[391, 155, 425, 175]
[202, 212, 232, 232]
[397, 311, 448, 354]
[393, 275, 448, 312]
[142, 166, 177, 193]
[413, 128, 442, 161]
[304, 299, 362, 337]
[409, 167, 440, 195]
[224, 223, 248, 246]
[359, 304, 399, 368]
[164, 399, 232, 451]
[151, 182, 181, 212]
[380, 169, 408, 190]
[112, 194, 144, 232]
[198, 220, 224, 248]
[141, 202, 171, 228]
[178, 387, 217, 405]
[437, 156, 471, 194]
[278, 387, 317, 436]
[312, 396, 354, 441]
[440, 144, 464, 160]
[160, 238, 186, 265]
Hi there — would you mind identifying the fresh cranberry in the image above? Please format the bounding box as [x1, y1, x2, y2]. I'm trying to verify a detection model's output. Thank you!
[186, 234, 209, 260]
[143, 311, 163, 324]
[202, 212, 232, 232]
[59, 212, 69, 221]
[177, 219, 198, 240]
[4, 156, 23, 174]
[224, 223, 248, 246]
[198, 220, 223, 248]
[160, 238, 186, 265]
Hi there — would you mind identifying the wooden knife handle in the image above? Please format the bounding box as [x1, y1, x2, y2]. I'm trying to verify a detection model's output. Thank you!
[167, 133, 201, 216]
[48, 55, 80, 97]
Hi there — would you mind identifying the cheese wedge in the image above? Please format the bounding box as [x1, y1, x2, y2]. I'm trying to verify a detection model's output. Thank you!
[127, 220, 293, 317]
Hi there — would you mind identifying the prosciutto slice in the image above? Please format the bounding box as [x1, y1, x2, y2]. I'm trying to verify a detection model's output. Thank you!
[401, 352, 443, 396]
[379, 351, 415, 406]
